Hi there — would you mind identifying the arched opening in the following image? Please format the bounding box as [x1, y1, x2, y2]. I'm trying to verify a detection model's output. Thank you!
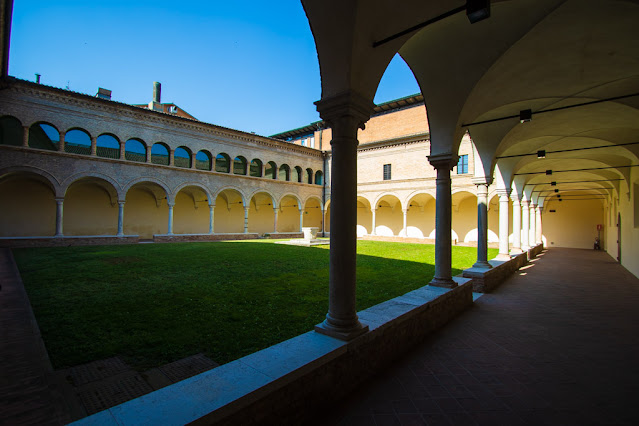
[277, 195, 300, 232]
[96, 134, 120, 159]
[279, 164, 291, 181]
[174, 146, 192, 168]
[375, 194, 403, 236]
[293, 166, 302, 183]
[125, 139, 146, 162]
[314, 171, 323, 185]
[356, 196, 372, 237]
[303, 197, 322, 228]
[233, 156, 248, 175]
[151, 143, 170, 165]
[0, 116, 23, 146]
[214, 189, 244, 233]
[0, 172, 56, 236]
[215, 153, 231, 173]
[64, 129, 91, 155]
[451, 191, 477, 244]
[248, 192, 275, 234]
[174, 186, 210, 234]
[306, 168, 313, 184]
[29, 122, 58, 151]
[64, 177, 118, 235]
[406, 193, 435, 238]
[265, 161, 277, 179]
[324, 200, 331, 233]
[124, 182, 169, 238]
[249, 159, 263, 177]
[196, 150, 212, 171]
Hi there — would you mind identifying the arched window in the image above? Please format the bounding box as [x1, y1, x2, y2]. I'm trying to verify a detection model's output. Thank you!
[151, 143, 170, 165]
[293, 166, 302, 183]
[125, 139, 146, 162]
[233, 156, 248, 175]
[265, 161, 277, 179]
[215, 153, 231, 173]
[174, 146, 192, 168]
[306, 168, 313, 184]
[196, 150, 212, 171]
[64, 129, 91, 155]
[29, 122, 58, 151]
[96, 134, 120, 159]
[315, 170, 323, 185]
[279, 164, 291, 181]
[0, 116, 23, 146]
[249, 159, 263, 177]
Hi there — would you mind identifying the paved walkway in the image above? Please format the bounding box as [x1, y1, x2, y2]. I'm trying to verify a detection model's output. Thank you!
[325, 248, 639, 425]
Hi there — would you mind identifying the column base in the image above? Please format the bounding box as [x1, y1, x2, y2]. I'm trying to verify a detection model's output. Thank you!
[472, 260, 493, 269]
[510, 248, 524, 255]
[315, 319, 369, 341]
[495, 253, 512, 261]
[429, 277, 458, 288]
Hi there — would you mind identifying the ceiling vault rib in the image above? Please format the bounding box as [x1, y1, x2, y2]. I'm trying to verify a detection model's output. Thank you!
[496, 141, 639, 160]
[515, 164, 639, 176]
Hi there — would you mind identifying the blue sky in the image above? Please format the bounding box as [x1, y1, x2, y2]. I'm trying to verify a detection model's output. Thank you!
[8, 0, 420, 136]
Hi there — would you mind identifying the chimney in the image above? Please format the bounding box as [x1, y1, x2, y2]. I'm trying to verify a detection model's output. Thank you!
[153, 81, 161, 103]
[35, 73, 41, 84]
[96, 87, 112, 100]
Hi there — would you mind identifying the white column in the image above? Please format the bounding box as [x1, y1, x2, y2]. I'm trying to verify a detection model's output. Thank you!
[497, 189, 511, 259]
[429, 154, 457, 288]
[521, 200, 530, 250]
[54, 197, 64, 236]
[117, 201, 125, 236]
[314, 92, 372, 341]
[536, 206, 543, 245]
[167, 202, 174, 235]
[244, 206, 249, 233]
[371, 208, 377, 236]
[473, 181, 491, 269]
[273, 207, 279, 233]
[529, 203, 537, 247]
[208, 205, 215, 234]
[401, 208, 408, 237]
[511, 197, 522, 254]
[320, 207, 325, 235]
[299, 207, 304, 232]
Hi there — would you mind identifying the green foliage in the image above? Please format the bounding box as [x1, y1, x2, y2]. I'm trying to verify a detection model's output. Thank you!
[13, 241, 495, 370]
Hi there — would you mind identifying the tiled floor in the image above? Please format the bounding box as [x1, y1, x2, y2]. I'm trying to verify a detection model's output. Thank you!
[324, 248, 639, 425]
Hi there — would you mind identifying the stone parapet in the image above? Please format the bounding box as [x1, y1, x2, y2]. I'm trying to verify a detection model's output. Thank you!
[0, 235, 139, 248]
[153, 233, 259, 243]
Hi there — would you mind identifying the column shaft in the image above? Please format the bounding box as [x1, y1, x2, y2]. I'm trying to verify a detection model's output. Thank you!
[58, 131, 65, 152]
[209, 205, 215, 234]
[243, 206, 249, 233]
[401, 209, 408, 237]
[473, 184, 491, 269]
[273, 208, 279, 233]
[91, 136, 97, 156]
[167, 203, 174, 235]
[529, 204, 537, 247]
[429, 157, 456, 288]
[521, 201, 530, 249]
[55, 198, 64, 236]
[117, 201, 125, 236]
[299, 208, 304, 232]
[536, 207, 543, 245]
[511, 198, 522, 254]
[22, 126, 29, 147]
[497, 191, 511, 258]
[371, 208, 377, 236]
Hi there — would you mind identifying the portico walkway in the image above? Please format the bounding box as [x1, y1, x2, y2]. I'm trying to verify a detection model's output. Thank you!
[326, 248, 639, 425]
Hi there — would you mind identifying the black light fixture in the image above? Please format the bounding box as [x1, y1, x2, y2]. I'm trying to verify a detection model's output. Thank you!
[537, 150, 546, 159]
[520, 109, 532, 123]
[467, 0, 490, 23]
[551, 181, 557, 186]
[546, 170, 553, 175]
[554, 189, 559, 193]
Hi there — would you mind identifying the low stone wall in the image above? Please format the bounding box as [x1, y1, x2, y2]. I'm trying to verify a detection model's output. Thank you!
[153, 233, 259, 243]
[0, 235, 139, 248]
[359, 235, 500, 248]
[73, 278, 475, 426]
[266, 232, 304, 239]
[529, 243, 544, 258]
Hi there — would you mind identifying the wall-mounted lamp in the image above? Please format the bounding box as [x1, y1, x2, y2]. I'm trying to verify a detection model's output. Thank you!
[554, 189, 559, 193]
[466, 0, 490, 23]
[537, 150, 546, 159]
[551, 181, 557, 186]
[545, 170, 553, 175]
[519, 109, 532, 123]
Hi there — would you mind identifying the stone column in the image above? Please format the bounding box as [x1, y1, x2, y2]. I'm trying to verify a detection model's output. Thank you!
[536, 206, 543, 245]
[299, 207, 304, 232]
[145, 146, 152, 163]
[119, 141, 126, 159]
[22, 126, 29, 147]
[521, 200, 530, 250]
[117, 201, 125, 236]
[428, 154, 458, 288]
[273, 207, 279, 233]
[208, 205, 215, 234]
[54, 197, 64, 236]
[90, 136, 97, 156]
[496, 189, 511, 259]
[314, 91, 373, 341]
[243, 206, 249, 234]
[371, 208, 377, 236]
[58, 131, 65, 152]
[191, 152, 197, 169]
[472, 180, 492, 269]
[320, 207, 325, 235]
[529, 203, 537, 247]
[167, 202, 174, 235]
[511, 197, 522, 254]
[169, 149, 175, 166]
[401, 208, 408, 237]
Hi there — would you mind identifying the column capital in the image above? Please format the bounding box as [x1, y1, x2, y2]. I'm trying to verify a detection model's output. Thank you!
[167, 202, 175, 207]
[54, 197, 64, 203]
[209, 203, 215, 209]
[314, 91, 374, 136]
[118, 200, 126, 206]
[521, 199, 530, 207]
[495, 188, 512, 197]
[471, 176, 492, 186]
[428, 153, 458, 170]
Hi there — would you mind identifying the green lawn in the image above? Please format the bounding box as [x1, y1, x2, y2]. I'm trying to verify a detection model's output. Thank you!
[13, 240, 496, 370]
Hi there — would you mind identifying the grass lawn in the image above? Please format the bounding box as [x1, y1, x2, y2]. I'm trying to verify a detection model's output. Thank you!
[13, 240, 497, 370]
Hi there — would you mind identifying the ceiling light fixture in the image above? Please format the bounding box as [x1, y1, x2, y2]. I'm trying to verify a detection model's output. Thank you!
[519, 109, 532, 123]
[537, 150, 545, 159]
[466, 0, 490, 24]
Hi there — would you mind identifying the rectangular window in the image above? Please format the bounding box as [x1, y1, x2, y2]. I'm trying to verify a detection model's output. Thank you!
[457, 154, 468, 174]
[309, 136, 315, 148]
[383, 164, 391, 180]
